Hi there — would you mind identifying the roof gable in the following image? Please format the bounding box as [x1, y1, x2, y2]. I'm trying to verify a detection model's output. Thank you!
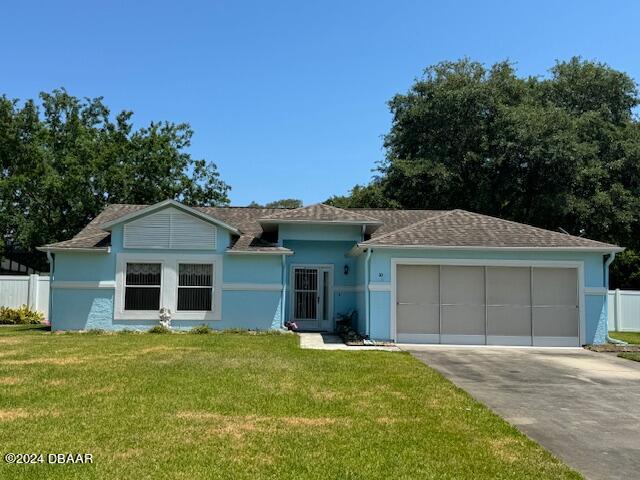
[100, 199, 241, 235]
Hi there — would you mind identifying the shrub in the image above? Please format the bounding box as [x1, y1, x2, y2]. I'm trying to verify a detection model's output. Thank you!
[148, 325, 171, 334]
[0, 305, 45, 325]
[190, 324, 212, 334]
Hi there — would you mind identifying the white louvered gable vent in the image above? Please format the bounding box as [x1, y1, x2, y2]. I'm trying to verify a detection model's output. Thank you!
[123, 209, 217, 250]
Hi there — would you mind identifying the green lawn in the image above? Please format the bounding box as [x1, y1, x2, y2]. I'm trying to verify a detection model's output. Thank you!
[0, 326, 579, 479]
[609, 331, 640, 344]
[618, 352, 640, 362]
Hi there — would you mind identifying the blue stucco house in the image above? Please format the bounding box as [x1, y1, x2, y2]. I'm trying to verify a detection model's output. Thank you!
[39, 200, 622, 346]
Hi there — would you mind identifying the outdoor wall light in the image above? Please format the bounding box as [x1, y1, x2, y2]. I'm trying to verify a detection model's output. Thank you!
[344, 265, 349, 275]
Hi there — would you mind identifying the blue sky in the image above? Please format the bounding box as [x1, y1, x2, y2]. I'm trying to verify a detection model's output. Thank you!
[1, 1, 638, 205]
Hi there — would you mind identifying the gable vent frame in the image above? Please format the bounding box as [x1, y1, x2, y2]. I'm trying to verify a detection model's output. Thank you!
[123, 209, 217, 250]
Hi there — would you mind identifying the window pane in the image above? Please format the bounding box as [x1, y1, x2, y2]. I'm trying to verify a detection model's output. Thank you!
[126, 263, 161, 286]
[177, 288, 212, 311]
[125, 287, 160, 310]
[179, 264, 213, 287]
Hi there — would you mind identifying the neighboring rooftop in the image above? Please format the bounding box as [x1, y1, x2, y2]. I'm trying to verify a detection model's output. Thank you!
[39, 203, 621, 253]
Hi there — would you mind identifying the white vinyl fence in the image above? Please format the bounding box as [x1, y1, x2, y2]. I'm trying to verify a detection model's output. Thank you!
[0, 275, 49, 319]
[608, 289, 640, 332]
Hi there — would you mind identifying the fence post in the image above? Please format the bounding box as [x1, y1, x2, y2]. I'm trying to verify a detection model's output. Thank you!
[614, 288, 621, 331]
[27, 274, 39, 310]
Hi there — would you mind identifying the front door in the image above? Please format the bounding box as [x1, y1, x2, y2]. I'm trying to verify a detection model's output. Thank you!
[292, 266, 332, 330]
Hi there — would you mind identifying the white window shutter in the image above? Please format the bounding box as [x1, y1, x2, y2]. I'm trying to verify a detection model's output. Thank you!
[123, 208, 217, 250]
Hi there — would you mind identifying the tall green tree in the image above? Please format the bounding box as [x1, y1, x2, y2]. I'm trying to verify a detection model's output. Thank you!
[333, 58, 640, 287]
[0, 89, 230, 260]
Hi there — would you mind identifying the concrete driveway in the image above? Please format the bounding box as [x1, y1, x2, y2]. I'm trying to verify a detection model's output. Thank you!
[404, 346, 640, 480]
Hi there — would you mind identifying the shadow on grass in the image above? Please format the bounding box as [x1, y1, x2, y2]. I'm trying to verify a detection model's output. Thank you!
[0, 324, 51, 335]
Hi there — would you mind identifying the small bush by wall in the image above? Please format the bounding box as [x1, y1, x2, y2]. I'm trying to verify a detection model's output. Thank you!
[0, 305, 44, 325]
[148, 325, 172, 334]
[190, 325, 212, 334]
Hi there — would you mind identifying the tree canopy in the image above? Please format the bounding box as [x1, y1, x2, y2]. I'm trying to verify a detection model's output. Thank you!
[248, 199, 303, 209]
[0, 89, 230, 262]
[328, 58, 640, 288]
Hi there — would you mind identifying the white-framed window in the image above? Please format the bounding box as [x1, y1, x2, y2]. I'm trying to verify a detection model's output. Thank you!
[124, 262, 162, 311]
[177, 263, 213, 311]
[115, 253, 222, 321]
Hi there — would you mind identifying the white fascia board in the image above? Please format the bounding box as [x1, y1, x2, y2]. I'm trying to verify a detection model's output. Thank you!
[225, 249, 294, 256]
[100, 199, 241, 235]
[356, 243, 624, 253]
[258, 219, 382, 226]
[37, 246, 111, 253]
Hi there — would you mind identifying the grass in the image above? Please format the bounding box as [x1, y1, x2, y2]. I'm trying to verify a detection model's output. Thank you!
[609, 331, 640, 344]
[618, 352, 640, 362]
[0, 326, 579, 479]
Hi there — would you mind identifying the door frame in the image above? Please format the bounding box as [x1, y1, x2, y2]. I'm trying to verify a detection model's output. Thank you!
[289, 264, 334, 330]
[390, 258, 585, 345]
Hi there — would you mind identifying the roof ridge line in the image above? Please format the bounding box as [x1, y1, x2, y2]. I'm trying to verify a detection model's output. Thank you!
[360, 209, 457, 245]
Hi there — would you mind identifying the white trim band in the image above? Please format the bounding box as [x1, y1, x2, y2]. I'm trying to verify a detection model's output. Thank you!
[222, 283, 283, 292]
[334, 285, 363, 293]
[369, 282, 391, 292]
[584, 287, 608, 296]
[51, 281, 116, 289]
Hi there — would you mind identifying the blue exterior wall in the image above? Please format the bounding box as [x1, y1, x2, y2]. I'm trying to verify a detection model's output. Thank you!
[50, 218, 285, 331]
[364, 248, 608, 344]
[282, 240, 357, 326]
[279, 224, 362, 242]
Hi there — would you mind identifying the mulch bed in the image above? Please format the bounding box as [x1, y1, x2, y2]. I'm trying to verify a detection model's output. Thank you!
[586, 344, 640, 353]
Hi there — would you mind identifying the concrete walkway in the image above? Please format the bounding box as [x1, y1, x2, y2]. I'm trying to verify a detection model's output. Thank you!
[298, 332, 399, 351]
[405, 345, 640, 480]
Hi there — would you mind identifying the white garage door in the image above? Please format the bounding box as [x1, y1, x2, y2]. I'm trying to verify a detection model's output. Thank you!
[396, 264, 579, 346]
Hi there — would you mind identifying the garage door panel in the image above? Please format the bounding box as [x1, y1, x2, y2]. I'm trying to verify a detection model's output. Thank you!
[487, 335, 532, 346]
[395, 263, 580, 347]
[441, 305, 485, 335]
[396, 265, 438, 303]
[487, 305, 531, 336]
[397, 304, 439, 334]
[441, 266, 484, 304]
[532, 268, 578, 306]
[486, 267, 530, 305]
[533, 306, 579, 338]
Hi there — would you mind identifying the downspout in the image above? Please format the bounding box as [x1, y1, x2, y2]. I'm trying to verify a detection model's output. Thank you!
[46, 252, 54, 327]
[281, 254, 287, 329]
[364, 248, 372, 338]
[604, 252, 626, 345]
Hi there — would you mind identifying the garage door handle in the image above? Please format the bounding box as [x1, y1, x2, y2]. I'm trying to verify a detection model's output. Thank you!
[397, 302, 414, 305]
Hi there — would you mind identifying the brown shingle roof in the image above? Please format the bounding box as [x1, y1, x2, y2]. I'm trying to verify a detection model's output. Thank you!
[259, 203, 382, 223]
[360, 209, 620, 250]
[40, 204, 621, 253]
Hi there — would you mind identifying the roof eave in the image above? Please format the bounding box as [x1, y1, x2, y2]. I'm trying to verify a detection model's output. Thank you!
[356, 243, 624, 253]
[225, 249, 294, 256]
[37, 246, 112, 254]
[258, 219, 383, 226]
